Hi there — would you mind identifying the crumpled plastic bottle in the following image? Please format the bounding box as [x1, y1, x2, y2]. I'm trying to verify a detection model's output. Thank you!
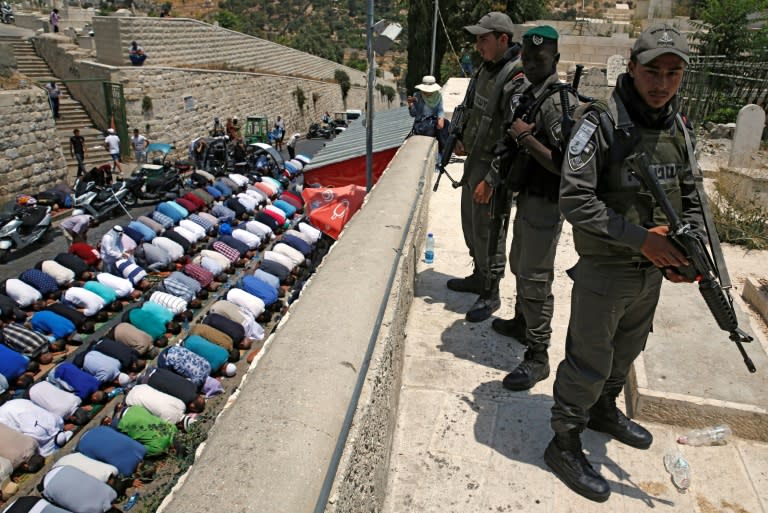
[663, 452, 691, 491]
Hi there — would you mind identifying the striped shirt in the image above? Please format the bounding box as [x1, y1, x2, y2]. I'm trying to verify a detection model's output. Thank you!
[212, 241, 240, 263]
[148, 291, 187, 314]
[116, 258, 147, 286]
[188, 214, 214, 233]
[2, 323, 49, 358]
[151, 210, 175, 229]
[197, 211, 220, 227]
[183, 263, 214, 288]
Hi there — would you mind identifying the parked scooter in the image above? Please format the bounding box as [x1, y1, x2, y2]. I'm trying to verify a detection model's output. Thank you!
[306, 123, 333, 140]
[0, 2, 14, 24]
[0, 202, 52, 263]
[72, 167, 133, 221]
[124, 165, 182, 205]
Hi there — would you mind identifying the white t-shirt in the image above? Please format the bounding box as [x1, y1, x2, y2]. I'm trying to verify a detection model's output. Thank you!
[152, 237, 184, 261]
[41, 260, 75, 286]
[29, 381, 81, 419]
[125, 384, 185, 424]
[226, 288, 265, 318]
[231, 228, 260, 249]
[96, 272, 134, 298]
[131, 134, 147, 152]
[104, 134, 120, 154]
[53, 453, 118, 482]
[273, 243, 305, 267]
[5, 278, 42, 307]
[63, 287, 105, 317]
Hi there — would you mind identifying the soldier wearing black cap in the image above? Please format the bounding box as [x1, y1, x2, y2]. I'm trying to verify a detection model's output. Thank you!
[545, 23, 701, 502]
[447, 11, 527, 323]
[491, 25, 574, 391]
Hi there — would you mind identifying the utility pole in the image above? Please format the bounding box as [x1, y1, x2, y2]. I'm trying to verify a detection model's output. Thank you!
[430, 0, 438, 76]
[365, 0, 374, 191]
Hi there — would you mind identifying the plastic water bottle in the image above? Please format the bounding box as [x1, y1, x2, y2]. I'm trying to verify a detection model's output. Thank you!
[106, 387, 123, 399]
[663, 452, 691, 491]
[123, 492, 140, 511]
[677, 424, 732, 446]
[424, 233, 435, 264]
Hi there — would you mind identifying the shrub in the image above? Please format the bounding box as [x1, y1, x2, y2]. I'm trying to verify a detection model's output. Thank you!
[711, 174, 768, 249]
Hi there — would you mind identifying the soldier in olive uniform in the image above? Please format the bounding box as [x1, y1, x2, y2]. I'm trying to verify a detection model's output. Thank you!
[448, 12, 526, 323]
[491, 26, 575, 391]
[545, 24, 702, 502]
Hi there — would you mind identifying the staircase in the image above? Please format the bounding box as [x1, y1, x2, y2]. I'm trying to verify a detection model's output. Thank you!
[4, 36, 113, 181]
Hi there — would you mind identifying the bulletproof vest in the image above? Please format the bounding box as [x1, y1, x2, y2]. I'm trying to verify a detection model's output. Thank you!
[574, 107, 689, 258]
[462, 57, 522, 160]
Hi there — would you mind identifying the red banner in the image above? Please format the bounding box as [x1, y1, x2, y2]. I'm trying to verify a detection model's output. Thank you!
[301, 185, 366, 240]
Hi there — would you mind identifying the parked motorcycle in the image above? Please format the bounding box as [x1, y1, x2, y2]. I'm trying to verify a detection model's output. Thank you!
[124, 164, 182, 205]
[0, 202, 52, 263]
[306, 123, 333, 140]
[72, 172, 133, 221]
[0, 2, 14, 24]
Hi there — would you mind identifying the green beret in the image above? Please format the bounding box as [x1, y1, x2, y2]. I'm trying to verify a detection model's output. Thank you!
[523, 25, 559, 44]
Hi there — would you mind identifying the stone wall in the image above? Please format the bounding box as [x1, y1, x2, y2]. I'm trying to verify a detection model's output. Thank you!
[33, 35, 385, 157]
[0, 89, 68, 203]
[92, 16, 370, 86]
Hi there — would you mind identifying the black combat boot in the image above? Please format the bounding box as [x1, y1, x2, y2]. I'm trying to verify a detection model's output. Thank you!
[544, 429, 611, 503]
[491, 315, 526, 341]
[465, 283, 500, 322]
[502, 343, 549, 391]
[446, 272, 483, 294]
[587, 394, 653, 449]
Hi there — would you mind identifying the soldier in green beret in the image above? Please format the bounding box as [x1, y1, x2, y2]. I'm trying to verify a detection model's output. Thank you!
[546, 23, 700, 502]
[491, 25, 575, 392]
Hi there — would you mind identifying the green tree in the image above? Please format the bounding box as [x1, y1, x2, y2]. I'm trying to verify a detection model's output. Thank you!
[406, 0, 546, 92]
[334, 69, 351, 106]
[694, 0, 768, 56]
[215, 10, 243, 31]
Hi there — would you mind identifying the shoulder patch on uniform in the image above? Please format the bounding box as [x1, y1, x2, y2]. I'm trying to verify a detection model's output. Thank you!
[567, 140, 597, 172]
[568, 119, 597, 155]
[549, 120, 562, 143]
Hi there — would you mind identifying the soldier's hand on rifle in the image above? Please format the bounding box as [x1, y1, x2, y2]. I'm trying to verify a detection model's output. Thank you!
[509, 119, 535, 143]
[473, 180, 493, 204]
[454, 140, 466, 156]
[662, 267, 693, 283]
[436, 117, 445, 130]
[640, 225, 689, 270]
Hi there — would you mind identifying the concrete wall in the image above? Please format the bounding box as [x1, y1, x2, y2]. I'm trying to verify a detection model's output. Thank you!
[92, 16, 370, 86]
[0, 89, 68, 203]
[158, 136, 433, 513]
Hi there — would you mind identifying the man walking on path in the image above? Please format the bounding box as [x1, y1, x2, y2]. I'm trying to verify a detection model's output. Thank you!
[45, 81, 61, 119]
[69, 129, 86, 177]
[131, 128, 149, 163]
[545, 23, 700, 502]
[286, 133, 301, 159]
[49, 8, 59, 32]
[104, 128, 123, 175]
[447, 11, 525, 323]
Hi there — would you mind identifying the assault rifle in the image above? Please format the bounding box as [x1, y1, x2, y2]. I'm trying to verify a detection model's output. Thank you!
[485, 66, 590, 286]
[434, 77, 476, 192]
[626, 152, 756, 373]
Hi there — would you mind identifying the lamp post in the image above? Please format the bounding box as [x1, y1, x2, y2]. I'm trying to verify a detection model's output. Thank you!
[365, 14, 402, 192]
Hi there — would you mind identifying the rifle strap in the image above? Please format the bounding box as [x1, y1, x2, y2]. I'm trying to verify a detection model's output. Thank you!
[678, 113, 732, 289]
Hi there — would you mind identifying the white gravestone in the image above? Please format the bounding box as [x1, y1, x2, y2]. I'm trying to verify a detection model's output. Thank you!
[728, 104, 766, 169]
[606, 54, 626, 86]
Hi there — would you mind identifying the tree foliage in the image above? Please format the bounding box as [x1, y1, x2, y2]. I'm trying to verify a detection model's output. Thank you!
[405, 0, 547, 92]
[692, 0, 768, 56]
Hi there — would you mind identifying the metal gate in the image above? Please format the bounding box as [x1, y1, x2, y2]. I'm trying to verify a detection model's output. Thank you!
[103, 82, 130, 157]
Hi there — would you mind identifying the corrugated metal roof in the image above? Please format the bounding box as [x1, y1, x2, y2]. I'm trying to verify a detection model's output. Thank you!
[304, 107, 412, 171]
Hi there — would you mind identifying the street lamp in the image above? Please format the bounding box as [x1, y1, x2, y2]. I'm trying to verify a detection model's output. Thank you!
[365, 8, 402, 191]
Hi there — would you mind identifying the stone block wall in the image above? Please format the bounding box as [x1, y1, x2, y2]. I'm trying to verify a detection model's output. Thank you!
[0, 90, 68, 203]
[92, 16, 370, 86]
[118, 67, 381, 151]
